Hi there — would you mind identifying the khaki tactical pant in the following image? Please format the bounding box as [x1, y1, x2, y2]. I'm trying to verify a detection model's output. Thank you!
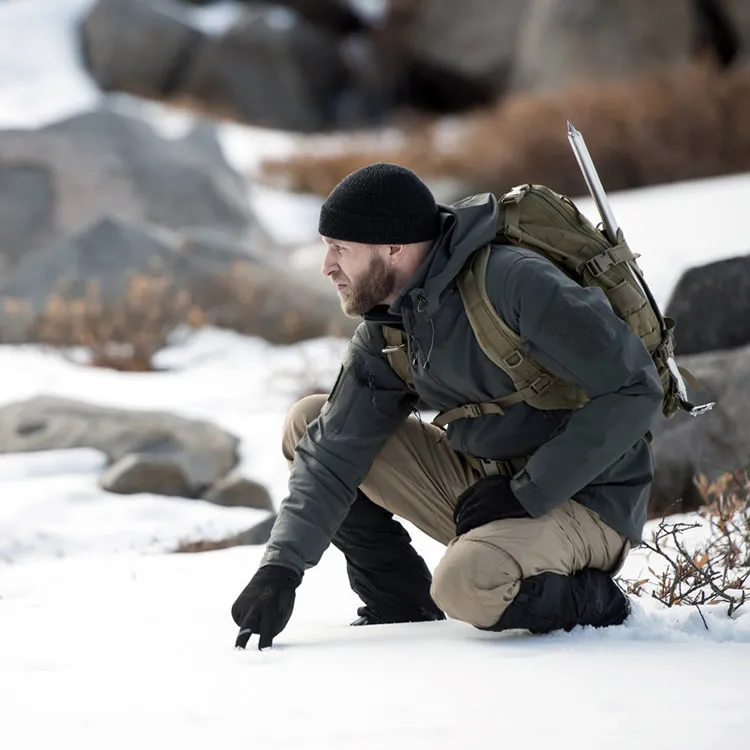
[283, 395, 629, 629]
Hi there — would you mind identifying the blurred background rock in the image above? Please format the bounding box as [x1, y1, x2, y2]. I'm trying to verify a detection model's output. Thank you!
[1, 0, 750, 526]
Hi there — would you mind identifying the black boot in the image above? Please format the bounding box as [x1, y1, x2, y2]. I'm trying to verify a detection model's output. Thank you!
[487, 568, 631, 634]
[332, 490, 445, 626]
[350, 607, 381, 627]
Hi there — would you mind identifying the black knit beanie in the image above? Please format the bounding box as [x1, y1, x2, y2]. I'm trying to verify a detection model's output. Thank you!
[318, 162, 440, 245]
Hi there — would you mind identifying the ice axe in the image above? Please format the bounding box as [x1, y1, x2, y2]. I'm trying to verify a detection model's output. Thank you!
[566, 121, 714, 417]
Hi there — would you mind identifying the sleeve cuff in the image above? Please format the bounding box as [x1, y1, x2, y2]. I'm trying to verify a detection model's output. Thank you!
[510, 469, 560, 518]
[260, 547, 306, 577]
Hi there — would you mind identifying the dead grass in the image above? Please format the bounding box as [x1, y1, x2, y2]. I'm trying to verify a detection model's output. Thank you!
[259, 61, 750, 199]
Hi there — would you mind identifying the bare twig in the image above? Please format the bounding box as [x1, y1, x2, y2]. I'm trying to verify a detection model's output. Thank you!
[695, 604, 708, 631]
[617, 470, 750, 622]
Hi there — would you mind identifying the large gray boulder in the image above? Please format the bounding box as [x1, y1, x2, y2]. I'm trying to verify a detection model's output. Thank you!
[511, 0, 693, 93]
[0, 396, 239, 495]
[665, 254, 750, 355]
[203, 471, 274, 511]
[407, 0, 526, 92]
[0, 108, 257, 269]
[0, 166, 56, 275]
[100, 453, 193, 496]
[80, 0, 203, 97]
[649, 344, 750, 517]
[80, 0, 349, 131]
[180, 5, 347, 131]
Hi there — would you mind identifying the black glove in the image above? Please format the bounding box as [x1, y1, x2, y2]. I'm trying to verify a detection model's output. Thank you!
[453, 474, 530, 536]
[231, 564, 302, 650]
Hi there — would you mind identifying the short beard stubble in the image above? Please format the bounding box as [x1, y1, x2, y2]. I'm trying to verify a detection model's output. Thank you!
[339, 250, 398, 317]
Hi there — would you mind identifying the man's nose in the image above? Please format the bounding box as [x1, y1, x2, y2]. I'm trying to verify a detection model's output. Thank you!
[321, 248, 337, 277]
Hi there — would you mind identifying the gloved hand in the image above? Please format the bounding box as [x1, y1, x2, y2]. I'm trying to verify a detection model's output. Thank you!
[231, 564, 303, 650]
[453, 474, 530, 536]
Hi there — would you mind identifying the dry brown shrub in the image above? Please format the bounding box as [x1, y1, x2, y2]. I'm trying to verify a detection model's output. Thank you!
[259, 61, 750, 199]
[617, 470, 750, 624]
[30, 274, 196, 372]
[22, 261, 353, 372]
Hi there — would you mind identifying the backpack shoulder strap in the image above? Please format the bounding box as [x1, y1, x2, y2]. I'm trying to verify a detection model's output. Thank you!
[430, 246, 543, 428]
[381, 325, 414, 389]
[439, 243, 587, 422]
[456, 245, 554, 406]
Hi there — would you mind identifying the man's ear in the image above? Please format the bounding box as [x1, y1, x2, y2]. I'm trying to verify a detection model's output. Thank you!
[387, 244, 406, 264]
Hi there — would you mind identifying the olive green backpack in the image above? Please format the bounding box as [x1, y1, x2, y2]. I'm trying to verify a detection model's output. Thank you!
[382, 184, 713, 429]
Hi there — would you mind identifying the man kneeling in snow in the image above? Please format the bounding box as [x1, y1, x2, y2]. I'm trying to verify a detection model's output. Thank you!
[231, 163, 663, 649]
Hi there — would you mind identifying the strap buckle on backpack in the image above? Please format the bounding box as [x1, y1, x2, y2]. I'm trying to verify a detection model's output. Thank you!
[529, 373, 553, 394]
[583, 252, 616, 277]
[501, 184, 530, 204]
[464, 404, 485, 419]
[582, 244, 639, 278]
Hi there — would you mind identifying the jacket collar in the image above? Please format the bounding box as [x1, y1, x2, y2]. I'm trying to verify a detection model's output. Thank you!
[387, 193, 499, 320]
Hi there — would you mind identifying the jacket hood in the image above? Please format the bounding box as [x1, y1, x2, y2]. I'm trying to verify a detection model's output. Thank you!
[390, 192, 499, 318]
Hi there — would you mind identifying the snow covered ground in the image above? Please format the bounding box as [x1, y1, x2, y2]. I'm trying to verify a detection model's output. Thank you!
[2, 542, 748, 750]
[1, 2, 750, 748]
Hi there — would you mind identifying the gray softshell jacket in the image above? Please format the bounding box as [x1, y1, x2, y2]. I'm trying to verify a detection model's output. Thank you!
[262, 193, 664, 576]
